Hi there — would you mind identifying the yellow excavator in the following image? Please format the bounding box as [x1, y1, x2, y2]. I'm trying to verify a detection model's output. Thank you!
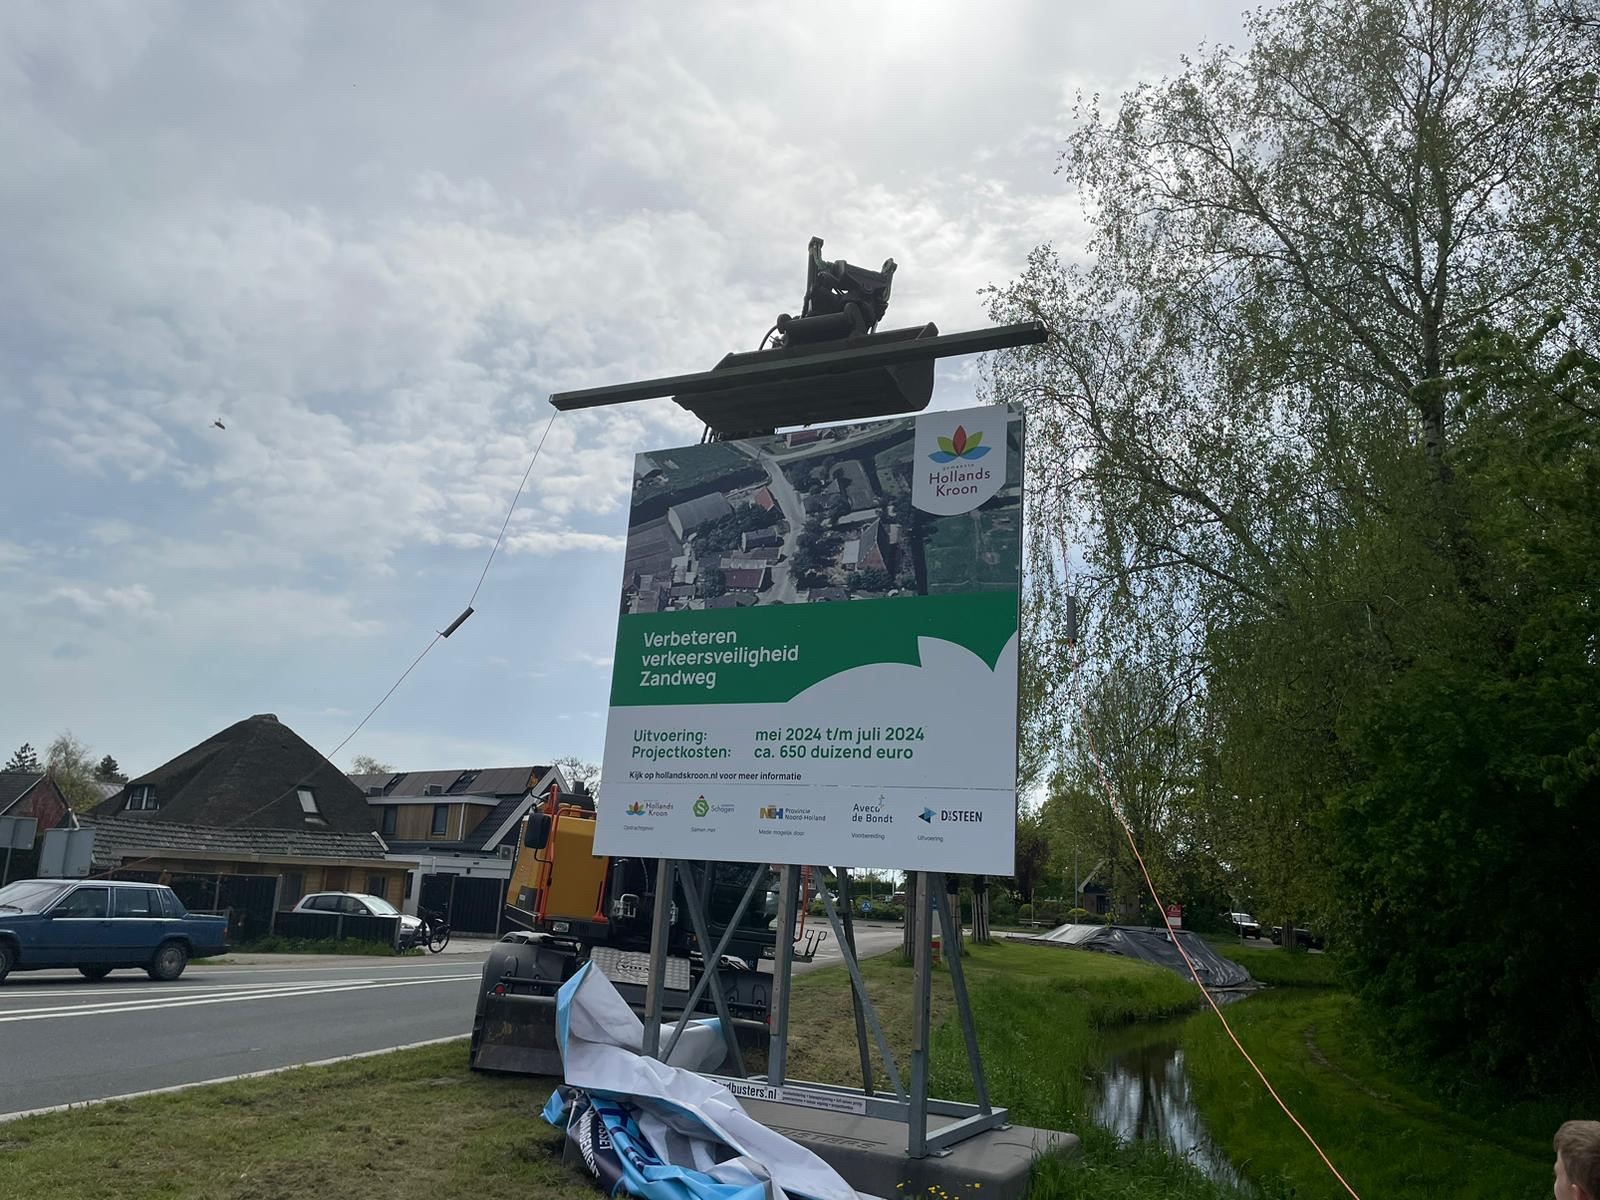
[469, 785, 811, 1076]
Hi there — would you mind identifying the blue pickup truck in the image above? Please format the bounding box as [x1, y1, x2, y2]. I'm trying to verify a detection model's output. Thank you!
[0, 878, 229, 983]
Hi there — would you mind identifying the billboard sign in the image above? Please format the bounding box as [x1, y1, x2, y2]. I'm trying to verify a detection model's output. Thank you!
[596, 403, 1022, 873]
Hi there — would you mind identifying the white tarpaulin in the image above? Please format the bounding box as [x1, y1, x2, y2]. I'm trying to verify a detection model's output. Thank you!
[548, 962, 856, 1200]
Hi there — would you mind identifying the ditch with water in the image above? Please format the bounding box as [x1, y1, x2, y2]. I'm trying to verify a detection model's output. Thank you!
[1089, 993, 1255, 1192]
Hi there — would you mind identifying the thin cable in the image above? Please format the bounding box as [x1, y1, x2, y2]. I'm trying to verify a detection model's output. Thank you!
[468, 407, 560, 608]
[81, 408, 566, 884]
[1054, 530, 1361, 1200]
[321, 633, 443, 767]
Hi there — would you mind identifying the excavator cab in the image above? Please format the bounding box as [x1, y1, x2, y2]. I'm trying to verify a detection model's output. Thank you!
[470, 786, 786, 1076]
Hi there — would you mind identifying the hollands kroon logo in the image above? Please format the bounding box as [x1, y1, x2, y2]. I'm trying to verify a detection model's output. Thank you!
[928, 424, 990, 463]
[625, 801, 645, 815]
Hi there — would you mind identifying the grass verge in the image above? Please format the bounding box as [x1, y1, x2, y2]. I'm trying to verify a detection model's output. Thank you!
[231, 935, 419, 956]
[10, 935, 1545, 1200]
[1, 941, 1234, 1200]
[1179, 989, 1553, 1199]
[0, 1042, 574, 1200]
[1209, 943, 1341, 988]
[788, 939, 1250, 1199]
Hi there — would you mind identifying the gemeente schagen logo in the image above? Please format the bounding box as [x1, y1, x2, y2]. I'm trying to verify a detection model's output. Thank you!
[693, 795, 710, 817]
[928, 424, 991, 463]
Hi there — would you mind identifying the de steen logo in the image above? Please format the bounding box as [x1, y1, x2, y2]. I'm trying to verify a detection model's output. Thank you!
[912, 407, 1008, 516]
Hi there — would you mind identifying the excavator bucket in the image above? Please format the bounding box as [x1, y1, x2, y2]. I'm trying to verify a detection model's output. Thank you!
[469, 935, 571, 1076]
[471, 989, 565, 1075]
[468, 934, 771, 1077]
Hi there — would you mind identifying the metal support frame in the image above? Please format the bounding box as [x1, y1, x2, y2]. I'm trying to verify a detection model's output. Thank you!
[643, 861, 1004, 1160]
[835, 867, 875, 1095]
[766, 865, 800, 1085]
[930, 872, 993, 1118]
[641, 856, 675, 1059]
[662, 865, 760, 1075]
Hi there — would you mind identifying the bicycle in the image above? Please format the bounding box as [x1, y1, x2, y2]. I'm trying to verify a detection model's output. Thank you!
[417, 906, 452, 954]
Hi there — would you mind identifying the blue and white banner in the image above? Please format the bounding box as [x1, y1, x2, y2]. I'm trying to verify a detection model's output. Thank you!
[545, 963, 855, 1200]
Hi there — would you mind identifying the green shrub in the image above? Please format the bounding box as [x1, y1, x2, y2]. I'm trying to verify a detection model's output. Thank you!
[235, 935, 410, 957]
[989, 891, 1017, 923]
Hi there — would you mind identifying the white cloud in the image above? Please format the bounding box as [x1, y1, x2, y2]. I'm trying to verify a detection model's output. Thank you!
[0, 0, 1249, 775]
[47, 582, 155, 619]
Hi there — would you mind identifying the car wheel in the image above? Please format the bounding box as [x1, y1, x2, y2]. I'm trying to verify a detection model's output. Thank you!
[147, 941, 189, 981]
[0, 941, 13, 983]
[79, 965, 113, 981]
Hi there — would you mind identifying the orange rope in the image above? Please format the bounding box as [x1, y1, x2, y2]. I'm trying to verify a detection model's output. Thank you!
[1054, 526, 1361, 1198]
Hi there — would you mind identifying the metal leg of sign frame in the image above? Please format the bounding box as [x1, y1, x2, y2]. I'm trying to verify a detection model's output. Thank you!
[835, 867, 876, 1095]
[664, 863, 757, 1076]
[641, 857, 676, 1059]
[654, 864, 1007, 1161]
[639, 858, 760, 1076]
[766, 864, 801, 1085]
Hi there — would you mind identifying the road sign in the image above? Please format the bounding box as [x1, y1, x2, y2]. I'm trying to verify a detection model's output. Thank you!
[0, 815, 37, 850]
[38, 827, 95, 878]
[597, 403, 1022, 873]
[1165, 903, 1184, 929]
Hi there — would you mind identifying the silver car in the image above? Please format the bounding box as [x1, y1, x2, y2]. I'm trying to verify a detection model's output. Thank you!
[291, 891, 424, 948]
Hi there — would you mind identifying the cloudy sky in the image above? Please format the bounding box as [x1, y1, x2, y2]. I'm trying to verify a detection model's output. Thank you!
[1, 2, 1248, 779]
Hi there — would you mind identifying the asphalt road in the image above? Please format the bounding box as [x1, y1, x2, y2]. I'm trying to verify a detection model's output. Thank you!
[792, 918, 902, 974]
[0, 954, 485, 1118]
[0, 923, 904, 1118]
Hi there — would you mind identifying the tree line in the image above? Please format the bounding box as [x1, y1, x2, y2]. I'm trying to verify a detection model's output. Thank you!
[990, 0, 1599, 1096]
[5, 735, 126, 811]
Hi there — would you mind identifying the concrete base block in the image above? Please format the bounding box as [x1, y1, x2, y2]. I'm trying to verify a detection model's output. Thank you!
[741, 1098, 1079, 1200]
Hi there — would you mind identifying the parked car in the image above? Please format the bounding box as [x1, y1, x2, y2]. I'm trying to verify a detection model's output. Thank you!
[1264, 924, 1325, 950]
[0, 878, 228, 983]
[1226, 911, 1263, 939]
[292, 891, 424, 948]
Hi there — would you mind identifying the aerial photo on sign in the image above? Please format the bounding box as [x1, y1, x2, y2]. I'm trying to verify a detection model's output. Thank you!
[596, 402, 1022, 874]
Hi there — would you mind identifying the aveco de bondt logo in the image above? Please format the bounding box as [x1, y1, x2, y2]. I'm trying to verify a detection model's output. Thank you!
[912, 405, 1010, 516]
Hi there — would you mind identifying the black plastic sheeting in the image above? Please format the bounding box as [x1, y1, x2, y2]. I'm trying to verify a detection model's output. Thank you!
[1032, 923, 1254, 990]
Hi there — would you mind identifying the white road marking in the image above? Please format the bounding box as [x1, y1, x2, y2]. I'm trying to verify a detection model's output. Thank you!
[0, 974, 479, 1024]
[196, 966, 480, 979]
[0, 979, 347, 1002]
[0, 1034, 472, 1125]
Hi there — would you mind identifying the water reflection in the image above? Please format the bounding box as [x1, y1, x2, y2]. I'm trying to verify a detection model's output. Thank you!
[1092, 1015, 1253, 1192]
